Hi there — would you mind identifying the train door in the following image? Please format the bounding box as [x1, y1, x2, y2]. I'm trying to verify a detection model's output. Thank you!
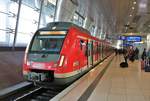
[93, 41, 98, 64]
[100, 42, 102, 60]
[96, 42, 99, 62]
[91, 41, 94, 65]
[100, 42, 102, 59]
[101, 42, 104, 59]
[87, 40, 93, 67]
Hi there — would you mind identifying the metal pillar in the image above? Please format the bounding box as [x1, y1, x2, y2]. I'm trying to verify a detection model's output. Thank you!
[54, 0, 59, 22]
[12, 0, 22, 50]
[37, 0, 44, 29]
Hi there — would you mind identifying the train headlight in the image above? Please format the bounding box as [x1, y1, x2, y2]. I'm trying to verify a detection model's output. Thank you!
[59, 55, 65, 66]
[27, 61, 31, 66]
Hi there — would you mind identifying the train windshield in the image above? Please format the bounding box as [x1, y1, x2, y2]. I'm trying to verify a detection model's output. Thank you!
[29, 31, 66, 54]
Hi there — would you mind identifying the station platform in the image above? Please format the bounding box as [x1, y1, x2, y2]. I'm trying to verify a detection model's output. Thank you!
[88, 55, 150, 101]
[0, 51, 24, 90]
[52, 55, 150, 101]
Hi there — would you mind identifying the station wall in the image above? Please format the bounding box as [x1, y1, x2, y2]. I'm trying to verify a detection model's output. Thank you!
[0, 0, 56, 47]
[0, 0, 115, 48]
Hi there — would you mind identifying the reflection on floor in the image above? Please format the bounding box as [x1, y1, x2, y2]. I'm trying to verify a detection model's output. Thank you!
[88, 55, 150, 101]
[0, 51, 24, 90]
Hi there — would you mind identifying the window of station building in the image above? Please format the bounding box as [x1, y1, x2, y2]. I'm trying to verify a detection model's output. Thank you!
[15, 0, 41, 46]
[39, 0, 56, 28]
[72, 11, 84, 27]
[90, 25, 95, 35]
[15, 0, 57, 47]
[0, 0, 19, 46]
[0, 0, 56, 47]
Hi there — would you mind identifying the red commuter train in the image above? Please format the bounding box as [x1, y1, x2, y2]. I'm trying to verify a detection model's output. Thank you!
[23, 22, 113, 85]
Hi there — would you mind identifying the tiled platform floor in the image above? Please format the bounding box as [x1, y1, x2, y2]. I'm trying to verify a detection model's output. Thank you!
[0, 51, 24, 90]
[88, 55, 150, 101]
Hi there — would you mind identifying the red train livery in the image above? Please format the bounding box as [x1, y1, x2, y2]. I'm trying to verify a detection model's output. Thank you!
[23, 22, 113, 85]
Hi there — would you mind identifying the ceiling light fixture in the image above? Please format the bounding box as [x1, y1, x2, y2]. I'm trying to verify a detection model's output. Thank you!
[133, 1, 137, 5]
[139, 3, 147, 8]
[129, 14, 132, 17]
[132, 7, 135, 10]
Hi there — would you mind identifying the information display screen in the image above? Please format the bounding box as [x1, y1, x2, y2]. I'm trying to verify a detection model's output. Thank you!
[126, 36, 141, 42]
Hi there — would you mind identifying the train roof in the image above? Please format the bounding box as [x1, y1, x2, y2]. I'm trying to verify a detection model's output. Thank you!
[46, 22, 77, 30]
[37, 22, 104, 42]
[38, 22, 91, 35]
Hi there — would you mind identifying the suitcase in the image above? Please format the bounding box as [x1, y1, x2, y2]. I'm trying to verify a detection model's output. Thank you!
[141, 60, 145, 70]
[120, 62, 128, 68]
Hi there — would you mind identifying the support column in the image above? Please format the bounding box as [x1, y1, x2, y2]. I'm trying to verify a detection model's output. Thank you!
[37, 0, 44, 29]
[12, 0, 22, 50]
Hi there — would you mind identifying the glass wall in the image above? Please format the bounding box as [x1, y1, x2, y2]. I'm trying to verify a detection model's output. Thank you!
[0, 0, 57, 47]
[39, 0, 56, 28]
[0, 0, 19, 46]
[16, 0, 40, 46]
[72, 11, 84, 27]
[90, 25, 95, 35]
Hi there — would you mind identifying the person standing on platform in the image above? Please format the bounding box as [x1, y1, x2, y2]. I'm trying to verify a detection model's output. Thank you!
[129, 46, 135, 62]
[115, 48, 118, 56]
[135, 47, 139, 60]
[141, 48, 147, 69]
[141, 48, 146, 61]
[147, 48, 150, 64]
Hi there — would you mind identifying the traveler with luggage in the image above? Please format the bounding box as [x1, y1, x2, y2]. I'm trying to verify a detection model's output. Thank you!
[134, 47, 139, 60]
[141, 48, 146, 61]
[147, 49, 150, 64]
[128, 47, 135, 62]
[142, 48, 150, 72]
[145, 57, 150, 72]
[120, 48, 128, 68]
[141, 48, 146, 69]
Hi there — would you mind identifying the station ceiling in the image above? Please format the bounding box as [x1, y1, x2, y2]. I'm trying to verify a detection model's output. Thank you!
[103, 0, 150, 33]
[77, 0, 150, 33]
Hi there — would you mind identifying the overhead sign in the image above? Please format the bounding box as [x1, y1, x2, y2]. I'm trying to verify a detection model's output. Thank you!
[119, 36, 142, 42]
[126, 36, 141, 42]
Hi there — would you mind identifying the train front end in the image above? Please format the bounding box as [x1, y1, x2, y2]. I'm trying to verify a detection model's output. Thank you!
[23, 30, 67, 83]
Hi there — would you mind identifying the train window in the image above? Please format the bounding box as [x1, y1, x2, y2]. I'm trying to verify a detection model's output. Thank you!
[97, 43, 99, 54]
[84, 41, 88, 56]
[30, 35, 65, 53]
[80, 40, 84, 50]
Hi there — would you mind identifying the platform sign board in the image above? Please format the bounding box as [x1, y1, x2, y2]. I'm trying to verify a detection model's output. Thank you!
[126, 36, 141, 42]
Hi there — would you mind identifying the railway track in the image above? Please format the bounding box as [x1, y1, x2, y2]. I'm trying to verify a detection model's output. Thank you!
[0, 83, 66, 101]
[12, 85, 65, 101]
